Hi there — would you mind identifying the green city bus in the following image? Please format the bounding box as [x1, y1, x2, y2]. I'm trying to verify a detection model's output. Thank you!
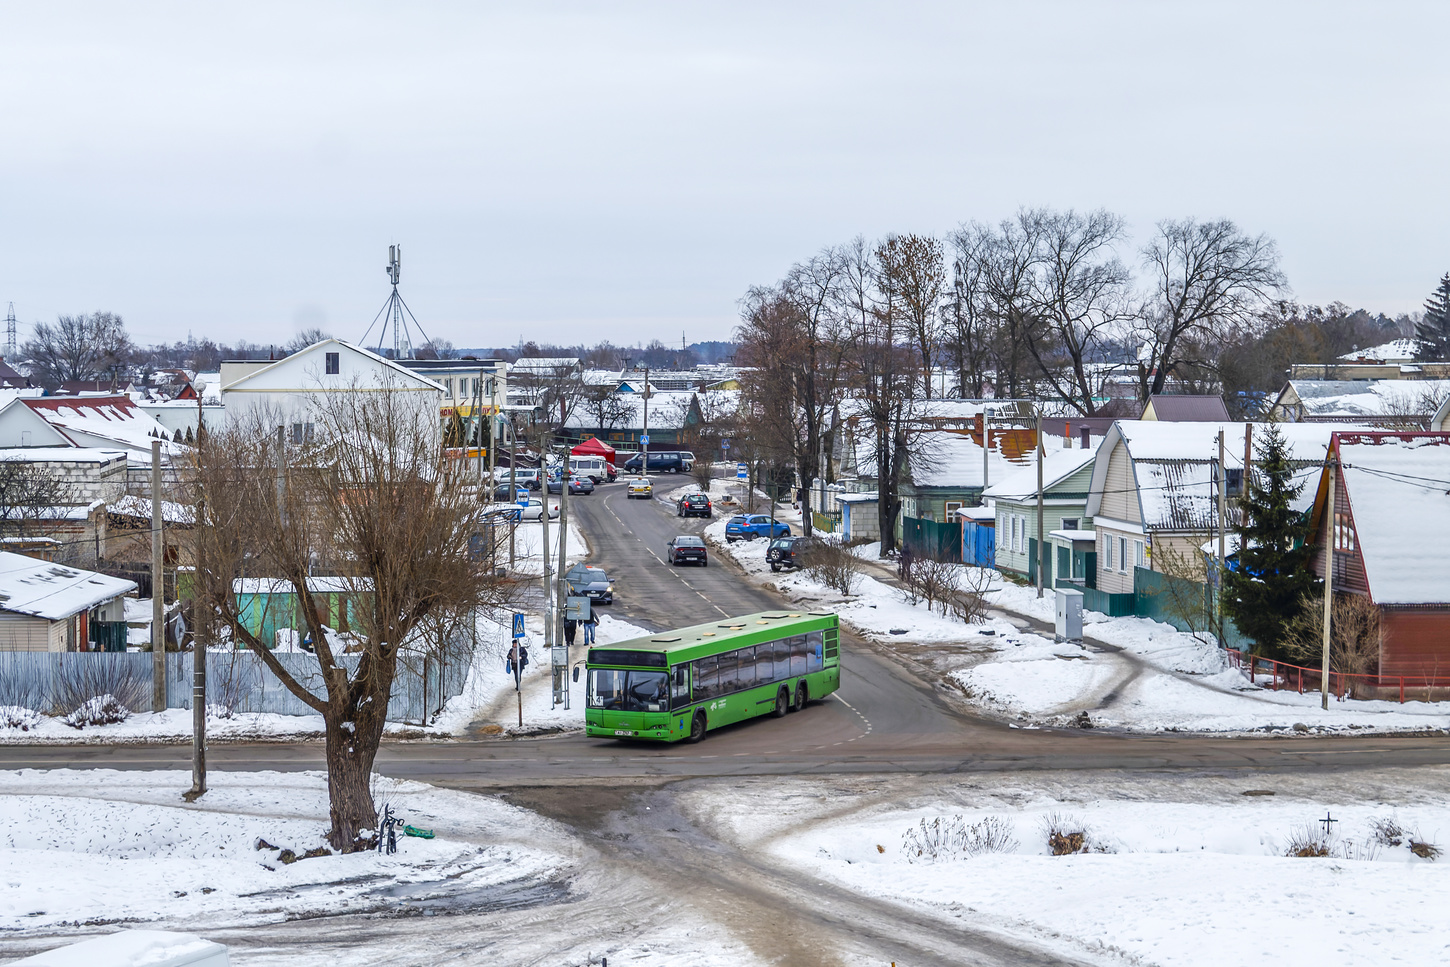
[583, 610, 841, 742]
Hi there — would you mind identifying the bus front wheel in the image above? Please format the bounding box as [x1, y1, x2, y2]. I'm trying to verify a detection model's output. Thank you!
[688, 712, 707, 743]
[772, 687, 789, 718]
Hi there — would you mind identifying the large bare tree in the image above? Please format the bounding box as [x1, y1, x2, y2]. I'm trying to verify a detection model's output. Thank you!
[874, 234, 944, 398]
[1138, 218, 1287, 398]
[194, 376, 516, 851]
[22, 312, 134, 386]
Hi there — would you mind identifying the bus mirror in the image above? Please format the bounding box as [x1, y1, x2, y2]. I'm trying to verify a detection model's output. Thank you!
[572, 666, 580, 683]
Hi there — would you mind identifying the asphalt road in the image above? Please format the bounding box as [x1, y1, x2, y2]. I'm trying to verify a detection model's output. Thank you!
[5, 475, 1446, 781]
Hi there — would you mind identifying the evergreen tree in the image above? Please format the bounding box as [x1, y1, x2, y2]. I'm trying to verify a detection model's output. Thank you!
[1223, 423, 1318, 659]
[1414, 272, 1450, 361]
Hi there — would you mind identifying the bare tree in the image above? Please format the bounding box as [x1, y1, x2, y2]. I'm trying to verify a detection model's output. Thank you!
[943, 229, 994, 399]
[1021, 208, 1133, 415]
[285, 328, 332, 355]
[875, 234, 944, 397]
[0, 460, 76, 541]
[1137, 218, 1287, 399]
[962, 218, 1046, 399]
[22, 312, 134, 386]
[194, 376, 518, 851]
[579, 382, 633, 435]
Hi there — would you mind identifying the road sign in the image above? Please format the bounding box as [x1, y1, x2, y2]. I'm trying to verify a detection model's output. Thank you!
[640, 434, 650, 445]
[566, 595, 590, 621]
[721, 438, 731, 450]
[736, 462, 748, 481]
[511, 613, 525, 639]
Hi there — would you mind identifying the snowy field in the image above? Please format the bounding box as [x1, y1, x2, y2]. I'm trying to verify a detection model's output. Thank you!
[0, 769, 572, 934]
[686, 769, 1450, 967]
[703, 522, 1450, 735]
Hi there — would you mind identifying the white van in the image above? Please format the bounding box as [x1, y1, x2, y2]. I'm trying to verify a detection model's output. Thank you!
[569, 455, 607, 483]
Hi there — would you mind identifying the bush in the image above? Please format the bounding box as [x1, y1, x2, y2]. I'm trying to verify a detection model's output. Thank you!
[1283, 824, 1332, 858]
[1040, 812, 1090, 855]
[1367, 816, 1438, 860]
[0, 705, 40, 731]
[62, 694, 131, 729]
[52, 656, 148, 719]
[902, 814, 1017, 863]
[805, 541, 862, 595]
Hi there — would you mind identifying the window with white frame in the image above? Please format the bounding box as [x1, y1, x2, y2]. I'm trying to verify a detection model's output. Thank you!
[1103, 533, 1113, 570]
[1018, 514, 1028, 553]
[1134, 539, 1146, 568]
[1119, 536, 1128, 572]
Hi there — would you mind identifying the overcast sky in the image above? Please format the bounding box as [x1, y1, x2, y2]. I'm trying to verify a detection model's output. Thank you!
[2, 2, 1447, 351]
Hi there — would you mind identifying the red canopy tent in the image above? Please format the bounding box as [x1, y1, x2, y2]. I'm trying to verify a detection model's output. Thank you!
[571, 437, 617, 466]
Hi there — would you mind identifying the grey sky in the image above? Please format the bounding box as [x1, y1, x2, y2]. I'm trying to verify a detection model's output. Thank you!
[3, 2, 1447, 351]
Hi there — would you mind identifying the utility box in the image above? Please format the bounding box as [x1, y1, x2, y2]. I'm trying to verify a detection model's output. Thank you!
[1055, 587, 1083, 643]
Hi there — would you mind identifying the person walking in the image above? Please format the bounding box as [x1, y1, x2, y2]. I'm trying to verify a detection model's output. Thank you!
[582, 609, 598, 645]
[563, 617, 578, 646]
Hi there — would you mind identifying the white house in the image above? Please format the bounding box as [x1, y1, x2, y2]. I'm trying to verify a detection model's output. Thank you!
[0, 396, 178, 464]
[220, 339, 444, 440]
[0, 551, 137, 651]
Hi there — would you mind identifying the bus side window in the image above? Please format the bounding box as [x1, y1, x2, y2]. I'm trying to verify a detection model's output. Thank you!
[807, 631, 824, 673]
[773, 639, 792, 680]
[693, 655, 718, 700]
[670, 665, 691, 710]
[790, 635, 808, 677]
[717, 650, 741, 694]
[753, 644, 775, 685]
[735, 646, 757, 690]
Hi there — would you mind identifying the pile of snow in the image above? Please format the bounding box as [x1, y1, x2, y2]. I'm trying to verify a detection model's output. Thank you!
[0, 769, 572, 933]
[0, 706, 41, 731]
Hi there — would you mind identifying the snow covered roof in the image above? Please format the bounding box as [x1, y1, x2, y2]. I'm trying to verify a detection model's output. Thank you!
[1328, 432, 1450, 605]
[108, 495, 196, 525]
[511, 357, 580, 372]
[955, 506, 996, 521]
[1086, 420, 1372, 530]
[0, 447, 126, 464]
[1338, 339, 1420, 363]
[836, 492, 879, 503]
[908, 431, 1030, 489]
[13, 396, 180, 458]
[1143, 394, 1231, 422]
[0, 552, 137, 620]
[1278, 379, 1450, 421]
[1050, 529, 1098, 542]
[561, 390, 740, 429]
[232, 577, 375, 595]
[222, 340, 445, 394]
[982, 443, 1099, 501]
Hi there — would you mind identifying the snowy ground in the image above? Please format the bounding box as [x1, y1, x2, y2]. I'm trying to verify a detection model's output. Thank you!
[0, 769, 572, 934]
[703, 523, 1450, 735]
[686, 768, 1450, 967]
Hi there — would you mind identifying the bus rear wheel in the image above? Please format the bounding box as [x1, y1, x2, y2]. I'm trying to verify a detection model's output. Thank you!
[688, 712, 707, 743]
[794, 682, 809, 711]
[772, 687, 789, 718]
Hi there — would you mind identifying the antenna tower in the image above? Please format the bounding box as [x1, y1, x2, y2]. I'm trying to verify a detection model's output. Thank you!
[4, 303, 15, 360]
[359, 244, 436, 360]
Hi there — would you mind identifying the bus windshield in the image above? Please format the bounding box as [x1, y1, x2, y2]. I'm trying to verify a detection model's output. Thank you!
[589, 668, 670, 713]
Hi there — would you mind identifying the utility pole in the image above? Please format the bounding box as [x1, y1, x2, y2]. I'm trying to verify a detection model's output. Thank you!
[555, 446, 571, 709]
[981, 409, 991, 501]
[1321, 458, 1337, 710]
[1035, 410, 1045, 599]
[508, 417, 518, 569]
[641, 365, 650, 470]
[1217, 429, 1227, 645]
[187, 467, 207, 801]
[151, 440, 166, 712]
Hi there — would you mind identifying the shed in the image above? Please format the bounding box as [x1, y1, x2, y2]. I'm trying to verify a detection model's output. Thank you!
[0, 552, 136, 652]
[955, 505, 996, 567]
[232, 576, 374, 649]
[837, 492, 880, 543]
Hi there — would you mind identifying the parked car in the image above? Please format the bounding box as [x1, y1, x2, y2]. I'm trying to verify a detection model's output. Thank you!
[622, 450, 694, 474]
[627, 477, 653, 499]
[676, 492, 713, 518]
[516, 497, 559, 521]
[725, 514, 791, 542]
[548, 474, 595, 495]
[566, 563, 613, 604]
[666, 535, 708, 566]
[502, 467, 542, 491]
[766, 535, 819, 572]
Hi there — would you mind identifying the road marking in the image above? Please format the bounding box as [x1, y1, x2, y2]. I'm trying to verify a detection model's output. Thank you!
[1279, 749, 1393, 755]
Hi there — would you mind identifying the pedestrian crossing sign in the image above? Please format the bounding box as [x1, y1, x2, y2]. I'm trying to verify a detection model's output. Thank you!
[512, 613, 525, 639]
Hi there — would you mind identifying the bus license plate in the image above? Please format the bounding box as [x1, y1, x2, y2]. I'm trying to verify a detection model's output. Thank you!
[614, 729, 632, 736]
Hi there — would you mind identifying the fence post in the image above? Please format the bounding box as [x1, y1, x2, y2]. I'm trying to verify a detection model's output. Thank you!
[1399, 677, 1404, 704]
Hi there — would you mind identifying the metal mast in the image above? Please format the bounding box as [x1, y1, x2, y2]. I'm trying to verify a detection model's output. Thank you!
[4, 303, 15, 360]
[359, 244, 437, 360]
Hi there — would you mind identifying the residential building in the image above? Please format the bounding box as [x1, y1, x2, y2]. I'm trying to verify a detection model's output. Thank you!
[983, 443, 1099, 584]
[1140, 394, 1231, 422]
[1287, 339, 1450, 382]
[0, 551, 136, 652]
[1306, 431, 1450, 686]
[220, 339, 444, 440]
[0, 396, 180, 475]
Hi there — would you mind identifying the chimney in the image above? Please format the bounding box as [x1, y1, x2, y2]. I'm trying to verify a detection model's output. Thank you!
[1064, 421, 1072, 448]
[1080, 427, 1091, 449]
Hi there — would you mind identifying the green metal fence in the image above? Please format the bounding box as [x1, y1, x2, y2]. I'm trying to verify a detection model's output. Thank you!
[903, 515, 962, 563]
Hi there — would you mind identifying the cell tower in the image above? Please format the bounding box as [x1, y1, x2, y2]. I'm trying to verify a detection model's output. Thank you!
[359, 244, 435, 360]
[4, 303, 15, 361]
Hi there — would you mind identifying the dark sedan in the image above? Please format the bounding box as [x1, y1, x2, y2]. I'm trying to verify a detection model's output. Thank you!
[666, 535, 709, 566]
